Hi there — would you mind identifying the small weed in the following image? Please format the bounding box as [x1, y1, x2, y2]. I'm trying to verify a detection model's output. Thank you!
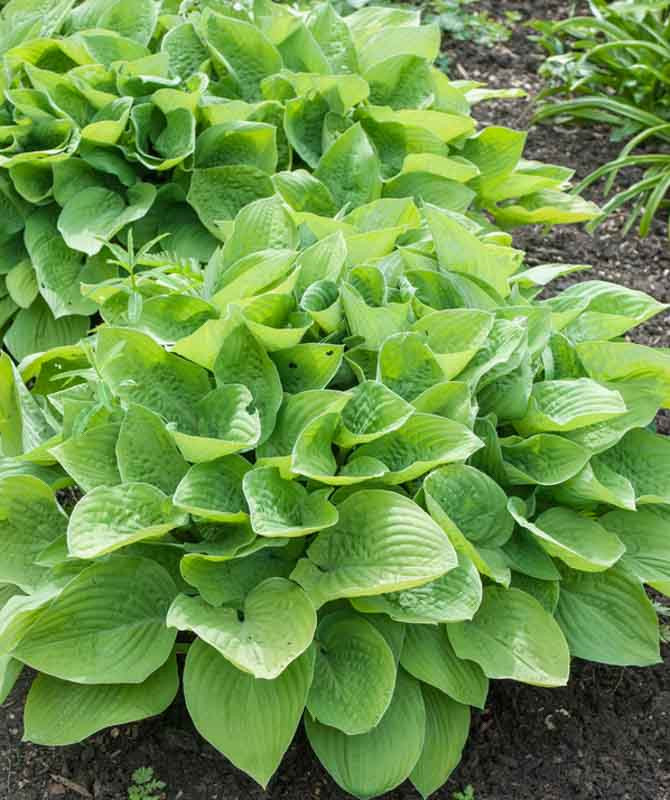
[452, 786, 476, 800]
[653, 601, 670, 645]
[127, 767, 166, 800]
[429, 0, 519, 45]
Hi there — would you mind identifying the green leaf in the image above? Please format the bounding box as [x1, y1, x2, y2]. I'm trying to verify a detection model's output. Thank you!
[421, 465, 513, 547]
[315, 123, 382, 210]
[597, 428, 670, 504]
[410, 686, 470, 800]
[307, 610, 397, 735]
[57, 183, 156, 256]
[4, 297, 88, 363]
[449, 586, 570, 687]
[291, 489, 457, 608]
[24, 652, 179, 745]
[67, 482, 188, 559]
[116, 405, 188, 494]
[306, 668, 426, 800]
[599, 509, 670, 585]
[348, 414, 482, 485]
[515, 379, 626, 435]
[50, 423, 121, 492]
[500, 434, 590, 486]
[335, 380, 414, 448]
[270, 344, 344, 393]
[556, 567, 660, 667]
[508, 500, 624, 573]
[243, 466, 338, 538]
[174, 457, 251, 524]
[171, 384, 261, 463]
[401, 624, 488, 708]
[352, 551, 482, 624]
[168, 578, 316, 679]
[0, 476, 67, 592]
[14, 556, 177, 683]
[184, 639, 315, 787]
[205, 10, 282, 101]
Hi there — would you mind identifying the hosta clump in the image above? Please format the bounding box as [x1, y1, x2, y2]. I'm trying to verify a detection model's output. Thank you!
[2, 191, 670, 798]
[0, 0, 597, 359]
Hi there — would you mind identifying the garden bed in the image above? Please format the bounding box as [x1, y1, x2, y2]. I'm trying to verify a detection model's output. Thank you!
[1, 1, 669, 798]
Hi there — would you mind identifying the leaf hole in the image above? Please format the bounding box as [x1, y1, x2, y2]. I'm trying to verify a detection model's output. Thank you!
[236, 609, 245, 623]
[288, 362, 298, 369]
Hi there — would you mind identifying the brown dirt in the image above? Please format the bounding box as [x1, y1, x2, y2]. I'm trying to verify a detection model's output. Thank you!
[1, 2, 668, 799]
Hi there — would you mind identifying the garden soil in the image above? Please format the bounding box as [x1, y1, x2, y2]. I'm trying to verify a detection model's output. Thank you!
[1, 2, 668, 798]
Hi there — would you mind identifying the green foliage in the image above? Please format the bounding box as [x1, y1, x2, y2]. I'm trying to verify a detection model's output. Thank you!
[453, 787, 476, 800]
[127, 767, 166, 800]
[533, 0, 670, 236]
[0, 2, 667, 800]
[429, 0, 520, 46]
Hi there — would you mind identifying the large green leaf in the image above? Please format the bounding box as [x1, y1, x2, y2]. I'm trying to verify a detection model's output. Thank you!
[600, 509, 670, 584]
[410, 686, 470, 800]
[14, 556, 177, 683]
[401, 624, 488, 708]
[174, 456, 251, 523]
[306, 668, 426, 800]
[167, 578, 316, 679]
[0, 475, 67, 592]
[556, 567, 660, 667]
[243, 466, 338, 538]
[291, 489, 457, 608]
[307, 610, 397, 735]
[184, 639, 315, 788]
[449, 586, 570, 687]
[315, 123, 382, 210]
[24, 652, 179, 745]
[67, 482, 188, 559]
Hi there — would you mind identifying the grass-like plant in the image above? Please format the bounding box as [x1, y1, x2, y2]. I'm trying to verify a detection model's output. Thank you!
[533, 0, 670, 236]
[0, 1, 668, 800]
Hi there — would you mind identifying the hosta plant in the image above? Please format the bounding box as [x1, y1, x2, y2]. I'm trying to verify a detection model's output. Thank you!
[0, 0, 597, 359]
[1, 191, 670, 798]
[0, 1, 668, 799]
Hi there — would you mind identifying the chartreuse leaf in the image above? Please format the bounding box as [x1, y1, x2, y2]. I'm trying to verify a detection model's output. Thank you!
[14, 556, 177, 683]
[116, 405, 188, 495]
[508, 499, 624, 572]
[347, 414, 482, 485]
[172, 384, 261, 463]
[335, 380, 414, 447]
[243, 466, 338, 538]
[401, 624, 488, 708]
[448, 587, 570, 687]
[0, 476, 67, 592]
[500, 434, 590, 486]
[213, 322, 282, 446]
[270, 344, 344, 393]
[67, 482, 187, 559]
[96, 328, 211, 432]
[410, 686, 470, 800]
[50, 423, 121, 492]
[599, 509, 670, 585]
[185, 640, 314, 788]
[57, 183, 156, 256]
[424, 204, 521, 297]
[180, 546, 296, 608]
[412, 309, 494, 379]
[377, 333, 444, 402]
[315, 123, 382, 210]
[23, 651, 179, 746]
[291, 490, 457, 608]
[205, 10, 281, 101]
[352, 551, 482, 624]
[307, 610, 397, 735]
[306, 669, 426, 800]
[4, 297, 89, 363]
[168, 578, 316, 679]
[514, 379, 626, 435]
[552, 459, 636, 511]
[422, 465, 513, 548]
[174, 457, 251, 524]
[597, 428, 670, 504]
[577, 341, 670, 407]
[556, 567, 660, 667]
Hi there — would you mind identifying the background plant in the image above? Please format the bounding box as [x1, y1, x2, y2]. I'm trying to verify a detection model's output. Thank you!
[0, 2, 668, 800]
[533, 0, 670, 236]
